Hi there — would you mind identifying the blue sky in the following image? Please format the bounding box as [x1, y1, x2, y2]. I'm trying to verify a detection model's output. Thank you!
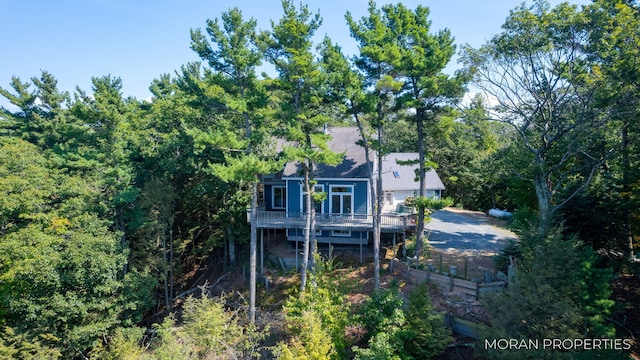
[0, 0, 590, 103]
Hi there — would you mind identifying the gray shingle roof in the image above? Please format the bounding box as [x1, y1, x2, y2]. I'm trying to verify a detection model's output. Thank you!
[379, 153, 445, 191]
[281, 128, 445, 192]
[282, 127, 371, 178]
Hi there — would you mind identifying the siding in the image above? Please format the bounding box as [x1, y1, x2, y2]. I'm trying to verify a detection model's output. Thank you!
[285, 179, 369, 215]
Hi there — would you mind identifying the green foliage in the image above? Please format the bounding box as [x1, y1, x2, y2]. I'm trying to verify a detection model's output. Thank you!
[462, 0, 607, 234]
[412, 196, 454, 211]
[274, 309, 335, 360]
[493, 240, 521, 274]
[353, 283, 450, 360]
[278, 254, 351, 358]
[481, 227, 617, 359]
[89, 327, 148, 360]
[403, 282, 452, 358]
[0, 327, 62, 360]
[180, 295, 264, 358]
[99, 295, 265, 359]
[0, 138, 155, 357]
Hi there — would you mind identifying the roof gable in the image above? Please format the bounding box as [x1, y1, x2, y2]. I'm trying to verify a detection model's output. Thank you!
[280, 128, 445, 191]
[282, 127, 371, 178]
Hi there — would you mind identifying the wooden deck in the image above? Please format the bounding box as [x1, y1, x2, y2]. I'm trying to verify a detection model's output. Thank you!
[250, 211, 416, 233]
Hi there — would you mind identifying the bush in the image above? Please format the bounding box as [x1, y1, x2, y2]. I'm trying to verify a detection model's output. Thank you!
[352, 283, 450, 360]
[276, 253, 351, 359]
[494, 240, 521, 274]
[404, 282, 452, 358]
[480, 227, 619, 360]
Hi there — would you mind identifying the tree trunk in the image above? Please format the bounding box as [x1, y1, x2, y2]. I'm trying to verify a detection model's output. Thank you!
[353, 111, 380, 289]
[249, 181, 258, 323]
[169, 214, 174, 306]
[534, 172, 553, 236]
[300, 161, 312, 292]
[374, 124, 383, 289]
[227, 227, 237, 264]
[160, 232, 170, 312]
[415, 113, 427, 265]
[622, 123, 635, 260]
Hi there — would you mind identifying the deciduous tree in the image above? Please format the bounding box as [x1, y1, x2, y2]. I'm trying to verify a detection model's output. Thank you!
[463, 0, 607, 235]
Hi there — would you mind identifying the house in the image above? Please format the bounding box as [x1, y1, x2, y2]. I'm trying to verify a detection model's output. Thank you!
[253, 127, 446, 247]
[379, 152, 445, 213]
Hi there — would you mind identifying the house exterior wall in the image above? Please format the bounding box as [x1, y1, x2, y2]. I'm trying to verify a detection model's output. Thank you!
[382, 190, 415, 212]
[264, 184, 286, 210]
[285, 178, 369, 215]
[381, 189, 443, 213]
[286, 229, 370, 244]
[284, 178, 370, 244]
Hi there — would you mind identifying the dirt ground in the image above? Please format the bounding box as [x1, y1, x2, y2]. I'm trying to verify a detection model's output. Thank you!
[198, 209, 638, 359]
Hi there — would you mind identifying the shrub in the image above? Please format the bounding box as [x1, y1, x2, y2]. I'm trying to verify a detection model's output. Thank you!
[480, 227, 619, 360]
[404, 282, 452, 358]
[276, 253, 351, 359]
[352, 283, 450, 360]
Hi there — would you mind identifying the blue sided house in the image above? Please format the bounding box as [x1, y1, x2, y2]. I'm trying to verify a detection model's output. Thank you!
[254, 126, 445, 246]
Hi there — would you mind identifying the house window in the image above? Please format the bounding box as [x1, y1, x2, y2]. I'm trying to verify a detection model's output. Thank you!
[384, 191, 393, 205]
[272, 186, 286, 209]
[330, 185, 353, 214]
[332, 230, 351, 237]
[301, 184, 324, 214]
[303, 228, 323, 236]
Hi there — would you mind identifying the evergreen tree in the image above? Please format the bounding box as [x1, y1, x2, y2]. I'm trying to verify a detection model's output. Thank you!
[259, 0, 342, 292]
[482, 227, 617, 360]
[190, 6, 282, 323]
[348, 1, 466, 266]
[462, 0, 607, 235]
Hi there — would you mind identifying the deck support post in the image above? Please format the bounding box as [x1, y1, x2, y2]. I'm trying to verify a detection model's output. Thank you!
[260, 229, 264, 275]
[295, 229, 299, 272]
[402, 231, 407, 258]
[391, 232, 397, 271]
[360, 232, 363, 264]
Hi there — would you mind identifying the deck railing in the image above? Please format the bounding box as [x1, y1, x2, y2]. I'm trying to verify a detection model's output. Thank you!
[249, 211, 416, 232]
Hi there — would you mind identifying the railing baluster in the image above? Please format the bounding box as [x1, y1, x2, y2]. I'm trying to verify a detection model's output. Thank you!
[252, 211, 415, 231]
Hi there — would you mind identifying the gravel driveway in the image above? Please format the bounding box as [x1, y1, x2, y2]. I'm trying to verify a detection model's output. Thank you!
[425, 208, 517, 256]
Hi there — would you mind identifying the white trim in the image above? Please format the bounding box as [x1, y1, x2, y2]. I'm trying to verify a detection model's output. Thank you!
[329, 185, 354, 215]
[284, 177, 370, 182]
[331, 230, 352, 237]
[272, 185, 286, 210]
[303, 228, 323, 236]
[300, 184, 325, 214]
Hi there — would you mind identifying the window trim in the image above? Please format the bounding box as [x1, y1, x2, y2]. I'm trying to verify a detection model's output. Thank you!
[329, 185, 354, 215]
[331, 230, 352, 237]
[272, 185, 286, 210]
[300, 184, 325, 214]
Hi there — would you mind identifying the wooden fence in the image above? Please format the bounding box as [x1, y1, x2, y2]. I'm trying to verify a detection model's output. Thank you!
[445, 314, 491, 339]
[390, 260, 505, 300]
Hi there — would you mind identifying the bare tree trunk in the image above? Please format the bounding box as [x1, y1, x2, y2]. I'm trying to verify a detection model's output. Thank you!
[354, 106, 382, 289]
[160, 233, 170, 312]
[227, 227, 237, 264]
[249, 181, 258, 323]
[374, 124, 383, 289]
[169, 214, 174, 307]
[415, 113, 427, 265]
[300, 161, 312, 292]
[534, 172, 553, 236]
[622, 124, 635, 260]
